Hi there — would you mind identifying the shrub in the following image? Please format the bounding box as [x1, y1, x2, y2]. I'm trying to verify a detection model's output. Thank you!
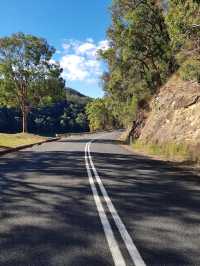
[179, 58, 200, 83]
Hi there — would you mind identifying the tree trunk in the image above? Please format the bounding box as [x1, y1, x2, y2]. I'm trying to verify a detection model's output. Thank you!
[17, 83, 29, 133]
[22, 109, 28, 133]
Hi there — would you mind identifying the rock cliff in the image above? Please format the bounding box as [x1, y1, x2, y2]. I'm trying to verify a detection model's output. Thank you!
[139, 76, 200, 149]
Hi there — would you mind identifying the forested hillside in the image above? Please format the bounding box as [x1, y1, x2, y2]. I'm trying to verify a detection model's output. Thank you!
[86, 0, 200, 136]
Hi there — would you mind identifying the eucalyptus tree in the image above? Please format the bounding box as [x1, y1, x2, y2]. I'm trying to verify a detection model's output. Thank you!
[100, 0, 174, 126]
[166, 0, 200, 81]
[86, 98, 117, 131]
[0, 33, 65, 132]
[166, 0, 200, 53]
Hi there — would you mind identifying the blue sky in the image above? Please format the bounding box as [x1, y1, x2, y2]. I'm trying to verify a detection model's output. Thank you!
[0, 0, 111, 98]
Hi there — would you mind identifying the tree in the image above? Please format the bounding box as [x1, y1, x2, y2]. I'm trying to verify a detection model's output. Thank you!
[0, 33, 65, 132]
[75, 113, 88, 131]
[166, 0, 200, 53]
[86, 98, 116, 131]
[166, 0, 200, 81]
[99, 0, 175, 127]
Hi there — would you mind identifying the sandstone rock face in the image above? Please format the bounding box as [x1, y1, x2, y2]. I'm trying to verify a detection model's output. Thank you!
[139, 77, 200, 146]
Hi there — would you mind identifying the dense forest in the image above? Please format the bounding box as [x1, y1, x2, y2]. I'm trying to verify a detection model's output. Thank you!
[86, 0, 200, 132]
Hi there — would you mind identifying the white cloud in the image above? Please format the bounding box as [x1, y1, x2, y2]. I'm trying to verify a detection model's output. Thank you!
[59, 38, 109, 83]
[76, 42, 97, 57]
[98, 40, 110, 51]
[61, 54, 89, 81]
[86, 38, 94, 43]
[55, 50, 61, 54]
[49, 59, 56, 64]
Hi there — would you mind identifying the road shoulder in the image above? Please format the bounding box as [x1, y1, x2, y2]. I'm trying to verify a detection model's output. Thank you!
[120, 143, 200, 177]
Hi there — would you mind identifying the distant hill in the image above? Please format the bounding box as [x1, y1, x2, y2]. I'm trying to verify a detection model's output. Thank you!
[65, 87, 87, 98]
[65, 87, 91, 105]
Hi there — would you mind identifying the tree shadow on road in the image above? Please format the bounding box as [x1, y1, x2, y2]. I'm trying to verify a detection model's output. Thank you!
[0, 140, 200, 265]
[0, 150, 112, 266]
[91, 150, 200, 266]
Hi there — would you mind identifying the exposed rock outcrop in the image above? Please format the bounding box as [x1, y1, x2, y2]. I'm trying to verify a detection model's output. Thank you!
[139, 76, 200, 146]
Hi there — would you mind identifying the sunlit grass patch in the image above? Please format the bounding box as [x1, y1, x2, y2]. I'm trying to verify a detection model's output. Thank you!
[0, 133, 46, 148]
[132, 140, 191, 162]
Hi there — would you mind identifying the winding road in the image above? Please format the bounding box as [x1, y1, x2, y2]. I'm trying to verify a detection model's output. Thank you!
[0, 131, 200, 266]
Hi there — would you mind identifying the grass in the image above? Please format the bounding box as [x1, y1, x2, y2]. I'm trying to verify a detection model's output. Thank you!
[0, 133, 47, 148]
[132, 140, 191, 162]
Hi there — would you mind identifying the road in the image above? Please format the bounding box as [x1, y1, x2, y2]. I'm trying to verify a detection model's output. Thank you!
[0, 131, 200, 266]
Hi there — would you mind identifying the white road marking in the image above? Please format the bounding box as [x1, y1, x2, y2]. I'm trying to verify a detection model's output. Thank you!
[85, 143, 126, 266]
[87, 140, 146, 266]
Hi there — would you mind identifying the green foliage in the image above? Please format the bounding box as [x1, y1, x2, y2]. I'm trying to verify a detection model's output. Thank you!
[166, 0, 200, 50]
[179, 58, 200, 82]
[166, 0, 200, 82]
[92, 0, 200, 131]
[75, 113, 88, 129]
[0, 32, 65, 132]
[86, 98, 117, 131]
[0, 88, 89, 134]
[105, 95, 139, 127]
[99, 0, 175, 128]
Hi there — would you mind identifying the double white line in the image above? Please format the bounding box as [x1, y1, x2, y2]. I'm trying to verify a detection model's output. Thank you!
[85, 140, 146, 266]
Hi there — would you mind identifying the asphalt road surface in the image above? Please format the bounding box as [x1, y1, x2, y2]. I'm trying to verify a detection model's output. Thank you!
[0, 131, 200, 266]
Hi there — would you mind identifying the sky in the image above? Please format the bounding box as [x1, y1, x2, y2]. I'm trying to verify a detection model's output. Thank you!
[0, 0, 111, 98]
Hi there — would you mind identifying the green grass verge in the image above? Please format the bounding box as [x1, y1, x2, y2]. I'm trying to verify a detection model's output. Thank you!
[0, 133, 47, 148]
[132, 140, 191, 162]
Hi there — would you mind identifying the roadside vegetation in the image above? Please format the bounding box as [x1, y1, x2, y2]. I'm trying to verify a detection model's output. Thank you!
[86, 0, 200, 163]
[132, 140, 190, 162]
[87, 0, 176, 130]
[0, 133, 46, 148]
[132, 140, 200, 164]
